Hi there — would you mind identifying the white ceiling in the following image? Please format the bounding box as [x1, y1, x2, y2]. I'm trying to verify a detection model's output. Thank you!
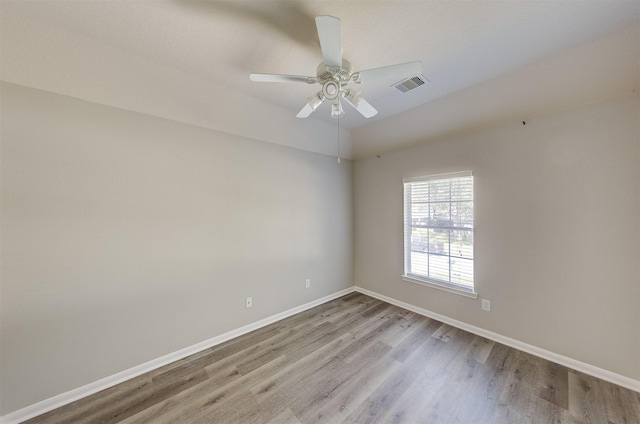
[2, 1, 639, 159]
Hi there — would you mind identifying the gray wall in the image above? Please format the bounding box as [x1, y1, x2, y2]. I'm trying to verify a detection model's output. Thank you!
[0, 83, 354, 414]
[354, 96, 640, 381]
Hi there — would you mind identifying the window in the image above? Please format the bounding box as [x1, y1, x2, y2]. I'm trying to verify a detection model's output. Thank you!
[403, 172, 475, 296]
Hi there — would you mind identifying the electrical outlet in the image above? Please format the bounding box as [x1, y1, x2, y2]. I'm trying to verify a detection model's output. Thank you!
[482, 299, 491, 312]
[245, 297, 253, 308]
[305, 278, 311, 288]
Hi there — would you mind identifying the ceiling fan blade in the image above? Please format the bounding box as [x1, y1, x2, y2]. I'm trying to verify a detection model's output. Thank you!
[356, 61, 424, 83]
[342, 95, 378, 118]
[296, 103, 315, 118]
[315, 15, 342, 67]
[249, 73, 316, 84]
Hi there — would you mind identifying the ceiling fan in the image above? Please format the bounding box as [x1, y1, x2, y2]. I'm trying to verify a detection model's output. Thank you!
[249, 15, 424, 119]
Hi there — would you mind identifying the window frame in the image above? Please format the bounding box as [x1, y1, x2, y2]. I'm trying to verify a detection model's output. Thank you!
[402, 171, 476, 298]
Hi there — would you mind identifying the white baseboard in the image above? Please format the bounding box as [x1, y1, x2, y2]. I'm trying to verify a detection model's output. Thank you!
[354, 286, 640, 394]
[0, 287, 356, 424]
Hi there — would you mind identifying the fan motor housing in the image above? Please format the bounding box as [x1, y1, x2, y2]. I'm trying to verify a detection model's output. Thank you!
[316, 59, 353, 83]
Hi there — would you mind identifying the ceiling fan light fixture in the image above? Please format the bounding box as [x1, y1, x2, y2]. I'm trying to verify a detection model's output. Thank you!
[307, 92, 324, 110]
[331, 101, 344, 118]
[343, 89, 362, 106]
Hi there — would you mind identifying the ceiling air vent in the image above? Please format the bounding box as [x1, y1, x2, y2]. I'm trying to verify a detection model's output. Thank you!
[393, 75, 429, 93]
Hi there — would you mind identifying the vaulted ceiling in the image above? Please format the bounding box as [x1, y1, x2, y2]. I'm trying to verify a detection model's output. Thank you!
[2, 1, 638, 159]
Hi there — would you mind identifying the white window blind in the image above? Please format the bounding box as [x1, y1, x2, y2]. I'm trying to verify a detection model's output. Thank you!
[403, 172, 474, 293]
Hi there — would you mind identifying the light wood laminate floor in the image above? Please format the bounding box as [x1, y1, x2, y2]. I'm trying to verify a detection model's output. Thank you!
[25, 293, 640, 423]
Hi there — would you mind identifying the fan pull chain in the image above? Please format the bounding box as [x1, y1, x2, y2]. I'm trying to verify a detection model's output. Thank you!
[337, 114, 341, 164]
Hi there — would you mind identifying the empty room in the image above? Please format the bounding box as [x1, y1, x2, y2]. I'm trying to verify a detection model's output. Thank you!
[1, 1, 639, 423]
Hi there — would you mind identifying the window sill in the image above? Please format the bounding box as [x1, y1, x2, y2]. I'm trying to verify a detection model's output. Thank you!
[402, 275, 478, 299]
